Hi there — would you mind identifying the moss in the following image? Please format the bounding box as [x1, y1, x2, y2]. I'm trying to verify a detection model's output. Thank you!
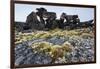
[31, 41, 72, 63]
[62, 41, 73, 52]
[81, 33, 93, 39]
[50, 45, 64, 58]
[15, 40, 23, 44]
[66, 30, 82, 36]
[49, 28, 62, 33]
[39, 33, 52, 38]
[31, 41, 52, 53]
[33, 32, 49, 38]
[49, 44, 72, 63]
[15, 28, 91, 44]
[15, 37, 20, 42]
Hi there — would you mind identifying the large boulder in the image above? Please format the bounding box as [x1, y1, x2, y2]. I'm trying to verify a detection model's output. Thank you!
[36, 7, 57, 30]
[26, 11, 45, 30]
[59, 13, 80, 29]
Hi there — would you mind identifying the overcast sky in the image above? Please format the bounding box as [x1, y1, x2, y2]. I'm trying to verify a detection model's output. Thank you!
[15, 4, 94, 22]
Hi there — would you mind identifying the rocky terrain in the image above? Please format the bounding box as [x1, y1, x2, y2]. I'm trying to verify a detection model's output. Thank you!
[15, 27, 95, 66]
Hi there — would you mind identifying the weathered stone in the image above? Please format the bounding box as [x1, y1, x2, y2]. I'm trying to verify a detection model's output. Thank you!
[47, 37, 65, 45]
[15, 56, 25, 66]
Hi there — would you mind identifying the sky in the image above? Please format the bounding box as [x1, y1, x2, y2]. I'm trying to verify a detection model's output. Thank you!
[15, 4, 94, 22]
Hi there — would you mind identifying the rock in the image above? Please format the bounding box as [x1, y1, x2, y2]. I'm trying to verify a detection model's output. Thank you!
[64, 37, 94, 62]
[23, 53, 52, 65]
[47, 37, 65, 45]
[15, 56, 25, 66]
[33, 53, 52, 64]
[27, 38, 46, 46]
[15, 40, 52, 66]
[26, 11, 46, 30]
[54, 58, 66, 63]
